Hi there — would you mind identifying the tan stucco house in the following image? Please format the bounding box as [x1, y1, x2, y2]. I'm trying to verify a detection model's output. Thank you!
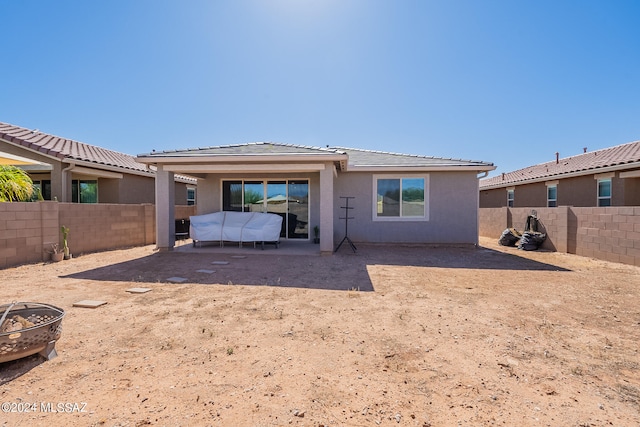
[0, 121, 195, 204]
[137, 142, 495, 254]
[480, 141, 640, 208]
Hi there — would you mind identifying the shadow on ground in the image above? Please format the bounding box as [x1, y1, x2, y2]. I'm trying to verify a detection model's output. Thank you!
[62, 244, 569, 292]
[0, 354, 45, 386]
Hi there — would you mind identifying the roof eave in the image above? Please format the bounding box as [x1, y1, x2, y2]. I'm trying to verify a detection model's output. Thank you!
[69, 159, 154, 178]
[348, 165, 496, 172]
[1, 137, 67, 162]
[137, 153, 346, 163]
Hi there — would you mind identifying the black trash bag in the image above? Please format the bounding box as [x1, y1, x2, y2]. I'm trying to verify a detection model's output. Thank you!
[524, 215, 539, 233]
[498, 228, 521, 247]
[518, 231, 546, 251]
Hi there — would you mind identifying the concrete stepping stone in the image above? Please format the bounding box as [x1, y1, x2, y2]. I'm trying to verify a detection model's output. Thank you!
[126, 287, 152, 294]
[73, 300, 107, 308]
[166, 277, 188, 283]
[211, 261, 229, 265]
[196, 269, 215, 274]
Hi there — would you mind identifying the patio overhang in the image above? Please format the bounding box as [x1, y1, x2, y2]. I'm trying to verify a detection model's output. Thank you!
[137, 153, 348, 171]
[0, 150, 50, 167]
[67, 165, 124, 179]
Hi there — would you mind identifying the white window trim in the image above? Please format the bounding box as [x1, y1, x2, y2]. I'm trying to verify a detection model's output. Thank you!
[594, 172, 615, 180]
[620, 170, 640, 178]
[372, 174, 429, 222]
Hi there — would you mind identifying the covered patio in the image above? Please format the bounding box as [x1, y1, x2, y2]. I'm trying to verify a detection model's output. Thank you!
[137, 143, 348, 255]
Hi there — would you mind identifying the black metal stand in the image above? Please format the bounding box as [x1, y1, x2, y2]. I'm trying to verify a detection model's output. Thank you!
[334, 196, 357, 253]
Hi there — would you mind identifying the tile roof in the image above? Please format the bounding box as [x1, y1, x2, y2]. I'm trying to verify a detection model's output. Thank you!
[332, 146, 494, 168]
[0, 121, 152, 175]
[480, 140, 640, 189]
[139, 141, 346, 157]
[139, 142, 494, 169]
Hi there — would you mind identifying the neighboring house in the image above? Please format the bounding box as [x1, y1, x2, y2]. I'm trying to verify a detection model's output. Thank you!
[136, 142, 495, 253]
[479, 141, 640, 208]
[0, 122, 196, 204]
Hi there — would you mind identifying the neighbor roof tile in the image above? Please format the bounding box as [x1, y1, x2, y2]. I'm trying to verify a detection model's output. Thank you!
[0, 121, 152, 174]
[480, 141, 640, 189]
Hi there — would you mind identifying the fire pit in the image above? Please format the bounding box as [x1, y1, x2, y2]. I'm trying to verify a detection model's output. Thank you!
[0, 302, 65, 364]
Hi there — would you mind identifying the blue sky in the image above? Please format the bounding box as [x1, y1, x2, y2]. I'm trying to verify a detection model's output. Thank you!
[2, 0, 639, 176]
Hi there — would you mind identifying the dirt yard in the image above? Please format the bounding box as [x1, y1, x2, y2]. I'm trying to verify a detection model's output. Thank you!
[1, 237, 639, 427]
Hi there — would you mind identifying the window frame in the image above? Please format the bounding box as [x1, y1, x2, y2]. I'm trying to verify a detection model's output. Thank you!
[186, 187, 196, 206]
[71, 179, 98, 203]
[506, 188, 514, 207]
[546, 181, 558, 208]
[32, 179, 52, 200]
[372, 174, 429, 222]
[597, 178, 612, 207]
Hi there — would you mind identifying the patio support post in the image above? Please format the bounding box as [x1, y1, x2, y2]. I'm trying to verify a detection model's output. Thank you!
[319, 163, 334, 254]
[49, 163, 64, 202]
[155, 165, 175, 251]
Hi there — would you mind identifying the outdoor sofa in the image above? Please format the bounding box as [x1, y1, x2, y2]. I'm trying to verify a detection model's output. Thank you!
[189, 211, 283, 249]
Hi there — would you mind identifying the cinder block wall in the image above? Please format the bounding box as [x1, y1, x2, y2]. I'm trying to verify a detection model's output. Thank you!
[479, 206, 640, 267]
[572, 207, 640, 265]
[478, 207, 507, 239]
[505, 207, 569, 253]
[0, 202, 196, 269]
[0, 201, 60, 268]
[58, 203, 155, 255]
[175, 205, 196, 220]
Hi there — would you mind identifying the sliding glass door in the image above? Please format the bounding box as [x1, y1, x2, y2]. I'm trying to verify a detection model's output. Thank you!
[222, 179, 309, 239]
[287, 180, 309, 239]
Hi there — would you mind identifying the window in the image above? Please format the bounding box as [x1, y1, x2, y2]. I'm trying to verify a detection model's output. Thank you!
[187, 188, 196, 206]
[597, 179, 611, 206]
[373, 176, 426, 220]
[72, 180, 97, 203]
[507, 189, 514, 207]
[222, 181, 243, 211]
[32, 180, 51, 200]
[547, 185, 557, 207]
[222, 179, 309, 239]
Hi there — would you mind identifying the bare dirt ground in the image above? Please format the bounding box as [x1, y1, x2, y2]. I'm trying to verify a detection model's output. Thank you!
[1, 236, 639, 427]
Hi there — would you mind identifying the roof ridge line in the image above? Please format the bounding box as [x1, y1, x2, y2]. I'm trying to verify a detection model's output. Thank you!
[144, 141, 346, 155]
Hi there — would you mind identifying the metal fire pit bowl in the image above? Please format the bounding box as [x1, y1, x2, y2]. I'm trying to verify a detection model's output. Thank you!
[0, 302, 65, 364]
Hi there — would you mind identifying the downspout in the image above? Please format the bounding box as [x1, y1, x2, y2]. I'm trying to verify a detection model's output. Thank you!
[62, 162, 75, 202]
[476, 172, 485, 246]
